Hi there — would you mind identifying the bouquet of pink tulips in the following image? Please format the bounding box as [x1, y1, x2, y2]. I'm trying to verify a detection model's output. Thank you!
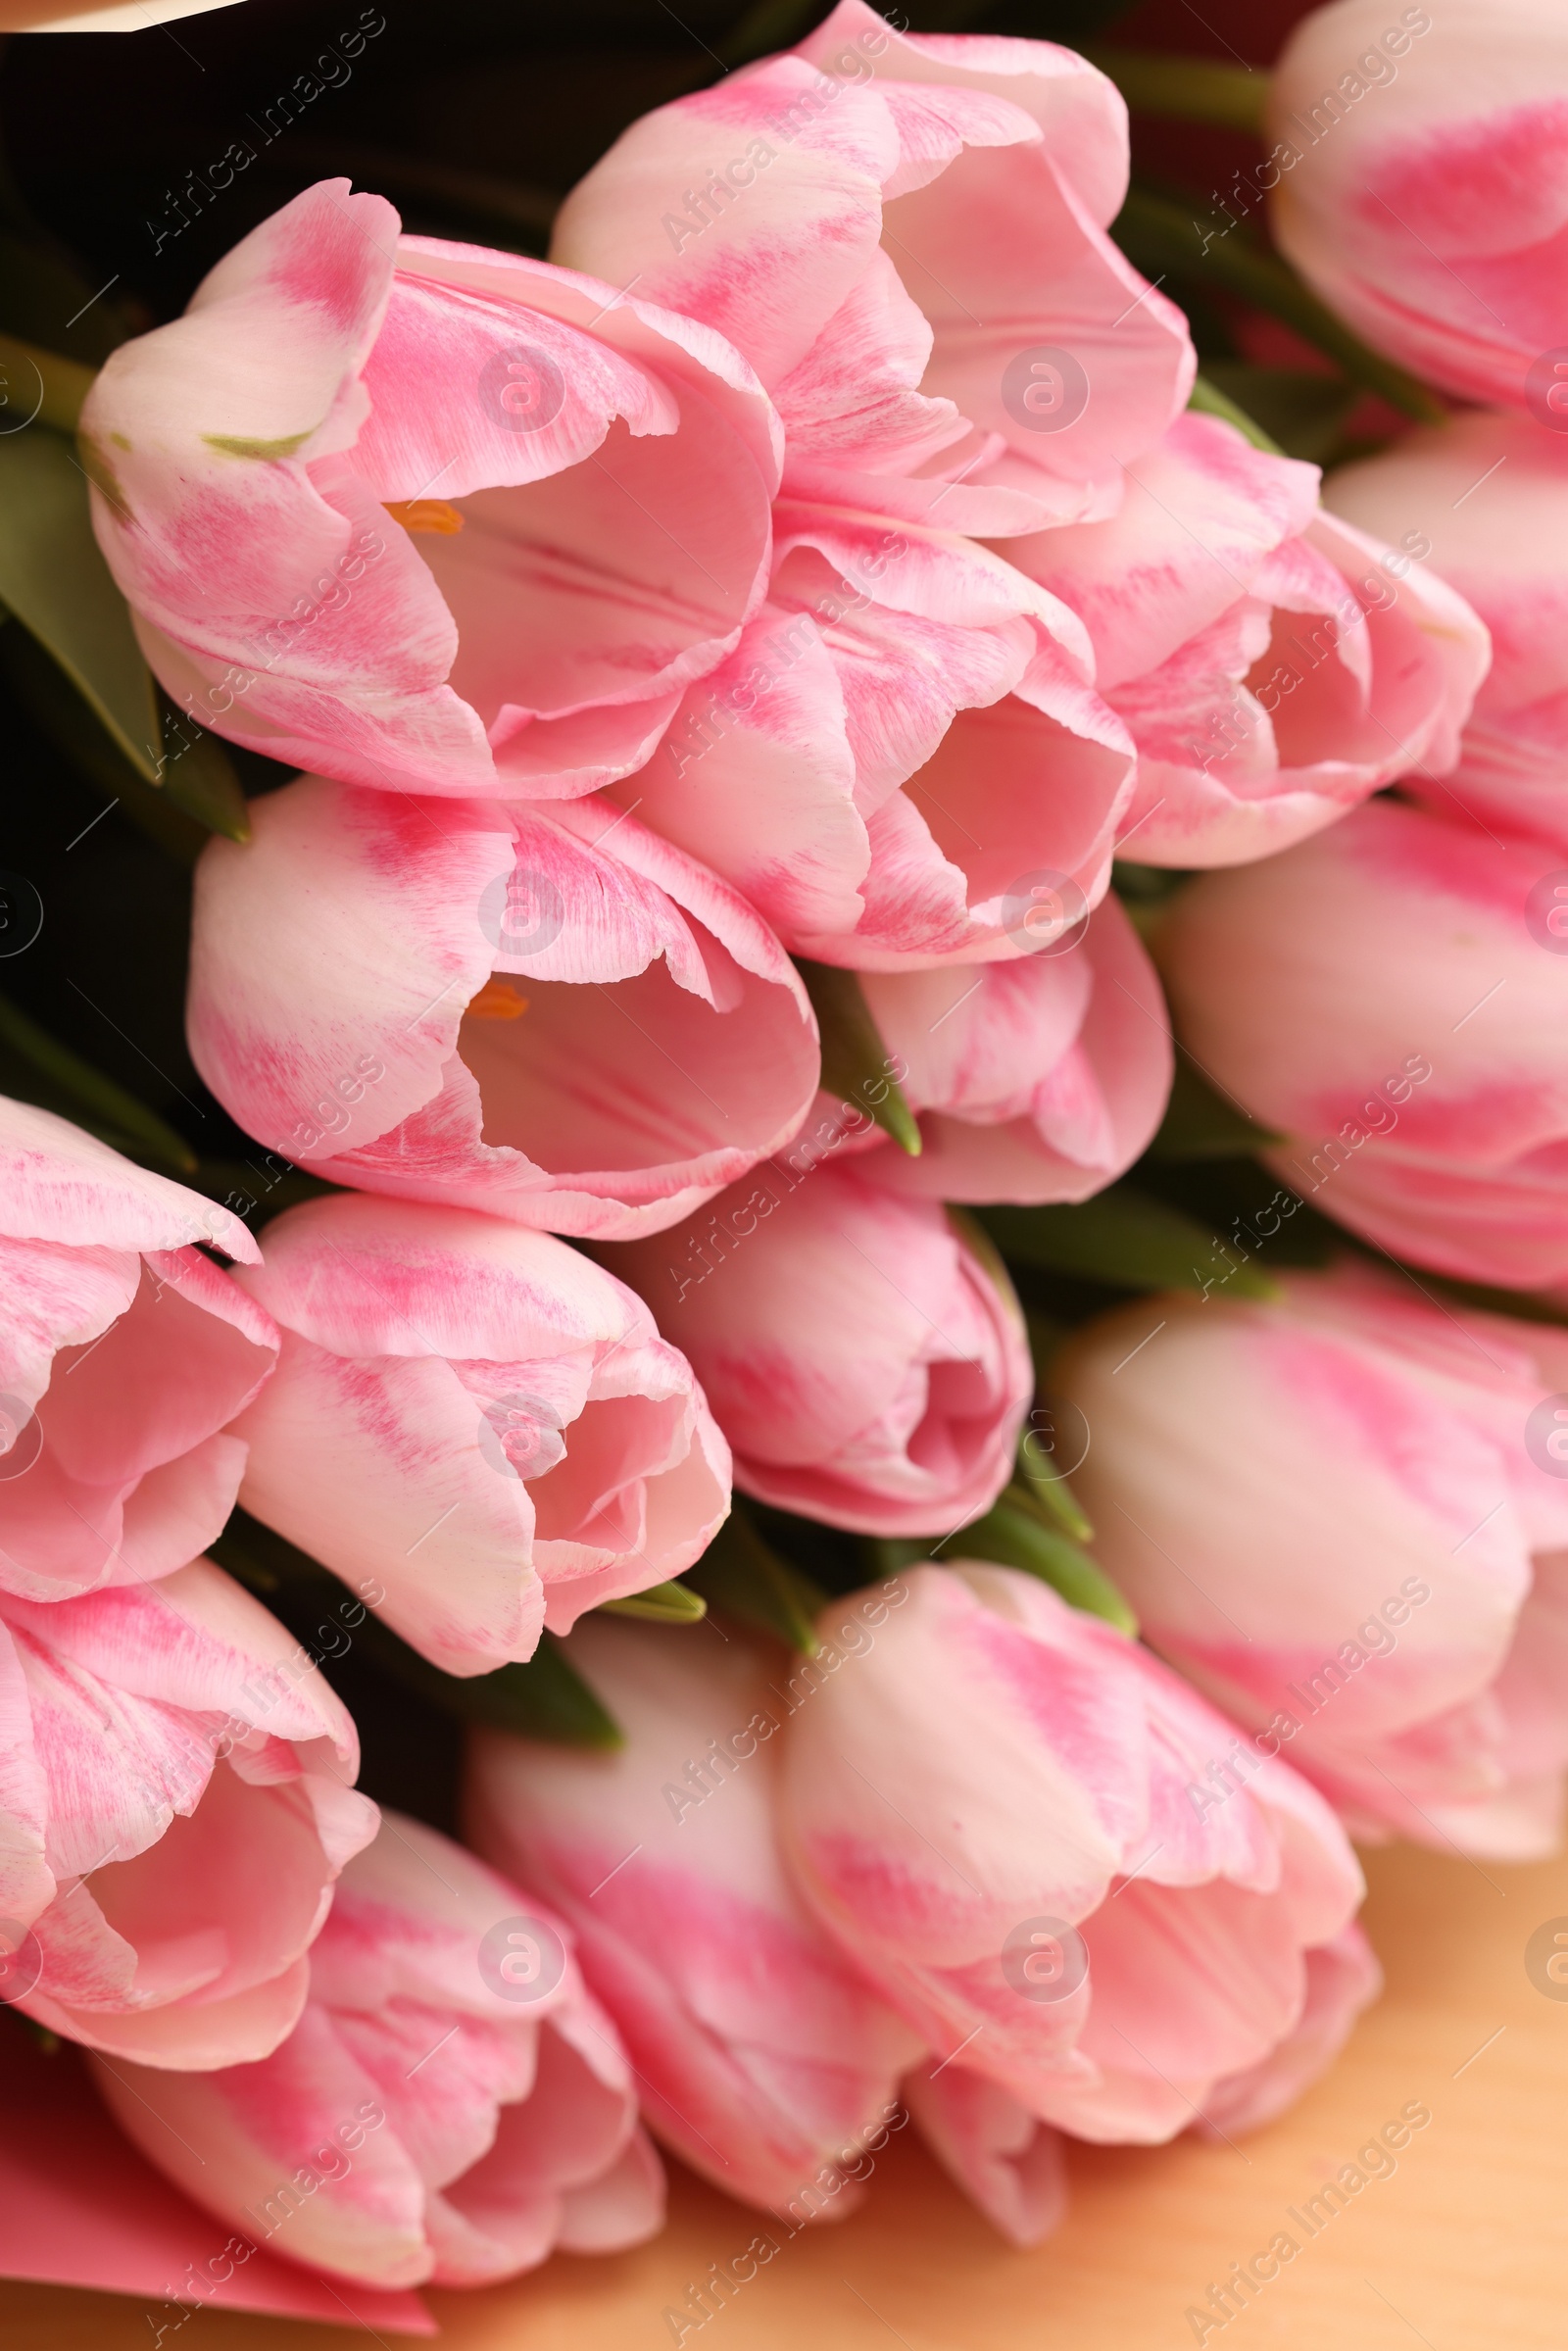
[1, 0, 1565, 2327]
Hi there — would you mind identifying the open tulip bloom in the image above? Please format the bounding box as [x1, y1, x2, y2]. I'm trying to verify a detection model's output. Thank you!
[90, 1812, 663, 2290]
[15, 0, 1568, 2312]
[79, 181, 780, 802]
[230, 1193, 731, 1673]
[187, 774, 821, 1240]
[0, 1099, 277, 1600]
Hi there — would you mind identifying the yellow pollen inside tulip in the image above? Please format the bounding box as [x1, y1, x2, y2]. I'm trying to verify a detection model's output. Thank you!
[467, 979, 529, 1021]
[384, 499, 465, 535]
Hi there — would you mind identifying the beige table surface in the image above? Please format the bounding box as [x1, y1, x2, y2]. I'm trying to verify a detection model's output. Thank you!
[4, 1839, 1564, 2350]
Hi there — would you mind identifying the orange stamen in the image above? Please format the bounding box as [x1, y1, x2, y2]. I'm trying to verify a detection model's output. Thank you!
[383, 499, 465, 535]
[467, 979, 529, 1021]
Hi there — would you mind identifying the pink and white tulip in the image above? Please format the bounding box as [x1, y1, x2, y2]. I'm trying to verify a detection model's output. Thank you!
[231, 1192, 730, 1674]
[1157, 798, 1568, 1288]
[553, 0, 1197, 965]
[778, 1563, 1379, 2143]
[186, 775, 820, 1241]
[0, 1099, 275, 1602]
[90, 1811, 662, 2288]
[1267, 0, 1568, 412]
[604, 1160, 1032, 1536]
[1008, 413, 1489, 867]
[1059, 1269, 1568, 1856]
[612, 528, 1136, 968]
[79, 180, 779, 802]
[1326, 410, 1568, 850]
[900, 2069, 1067, 2249]
[845, 892, 1172, 1201]
[554, 0, 1192, 533]
[465, 1615, 923, 2216]
[3, 1559, 376, 2068]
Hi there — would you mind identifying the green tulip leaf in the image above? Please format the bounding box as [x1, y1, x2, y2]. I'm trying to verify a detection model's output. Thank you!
[979, 1185, 1280, 1299]
[599, 1579, 708, 1624]
[0, 423, 161, 782]
[795, 958, 921, 1155]
[210, 1510, 623, 1748]
[1151, 1055, 1285, 1162]
[687, 1505, 827, 1653]
[0, 990, 194, 1173]
[956, 1492, 1138, 1635]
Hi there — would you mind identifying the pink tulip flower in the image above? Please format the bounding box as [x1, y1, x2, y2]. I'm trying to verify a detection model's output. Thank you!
[186, 775, 820, 1241]
[1327, 410, 1568, 850]
[1267, 0, 1568, 412]
[555, 0, 1191, 534]
[900, 2069, 1067, 2249]
[615, 529, 1136, 969]
[1157, 797, 1568, 1288]
[3, 1558, 376, 2068]
[1056, 1267, 1568, 1858]
[778, 1563, 1379, 2143]
[90, 1810, 662, 2288]
[604, 1159, 1032, 1536]
[79, 180, 780, 801]
[231, 1193, 730, 1675]
[1009, 414, 1489, 867]
[845, 892, 1172, 1202]
[552, 0, 1196, 965]
[464, 1616, 923, 2217]
[0, 1098, 276, 1602]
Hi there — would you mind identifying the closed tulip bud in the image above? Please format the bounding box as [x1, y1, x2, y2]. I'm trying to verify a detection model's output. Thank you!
[1267, 0, 1568, 410]
[1057, 1267, 1568, 1858]
[1327, 411, 1568, 850]
[604, 1160, 1032, 1536]
[777, 1564, 1378, 2144]
[1157, 798, 1568, 1288]
[91, 1812, 662, 2288]
[465, 1616, 924, 2217]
